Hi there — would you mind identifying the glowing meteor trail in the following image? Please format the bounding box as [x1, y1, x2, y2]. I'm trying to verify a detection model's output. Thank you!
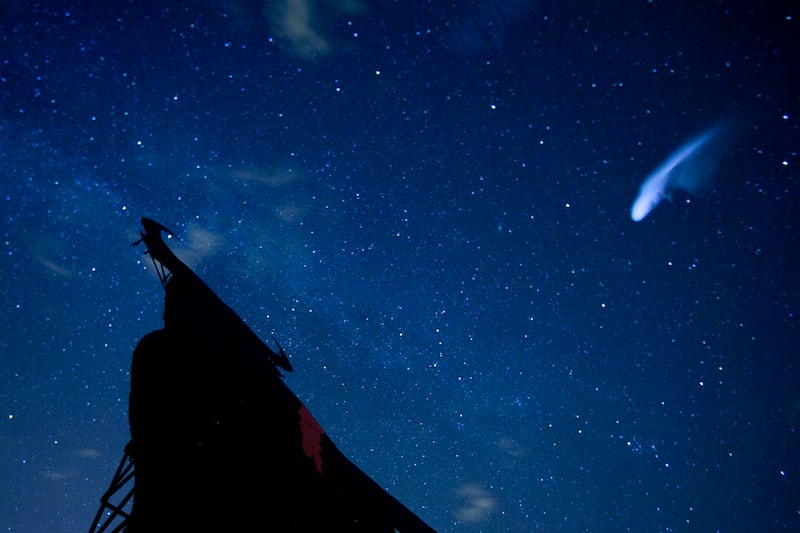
[630, 126, 721, 221]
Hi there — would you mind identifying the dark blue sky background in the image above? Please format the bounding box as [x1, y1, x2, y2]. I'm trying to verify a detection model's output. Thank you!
[1, 1, 798, 531]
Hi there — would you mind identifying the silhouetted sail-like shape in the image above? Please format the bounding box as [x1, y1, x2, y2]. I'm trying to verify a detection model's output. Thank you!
[89, 218, 434, 532]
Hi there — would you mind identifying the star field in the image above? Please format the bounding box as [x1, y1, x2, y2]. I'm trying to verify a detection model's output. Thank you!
[1, 1, 798, 531]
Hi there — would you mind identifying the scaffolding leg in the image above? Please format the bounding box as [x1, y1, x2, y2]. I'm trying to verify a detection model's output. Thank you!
[88, 442, 135, 533]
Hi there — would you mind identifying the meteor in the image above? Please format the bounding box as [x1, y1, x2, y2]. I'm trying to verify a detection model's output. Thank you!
[630, 125, 723, 221]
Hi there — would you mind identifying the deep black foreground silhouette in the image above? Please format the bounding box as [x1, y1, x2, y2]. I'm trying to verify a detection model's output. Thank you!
[89, 218, 434, 532]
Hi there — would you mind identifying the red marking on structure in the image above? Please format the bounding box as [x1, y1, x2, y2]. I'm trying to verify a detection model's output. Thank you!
[298, 405, 325, 475]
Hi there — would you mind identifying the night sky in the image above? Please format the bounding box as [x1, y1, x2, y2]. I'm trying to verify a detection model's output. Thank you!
[2, 1, 798, 531]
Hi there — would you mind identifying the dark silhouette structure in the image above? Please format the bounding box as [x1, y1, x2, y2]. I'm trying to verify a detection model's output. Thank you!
[89, 218, 434, 532]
